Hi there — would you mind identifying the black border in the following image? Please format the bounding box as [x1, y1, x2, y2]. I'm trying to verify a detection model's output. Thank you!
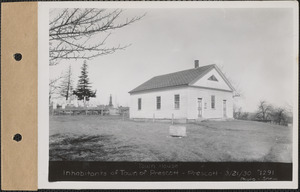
[48, 161, 292, 181]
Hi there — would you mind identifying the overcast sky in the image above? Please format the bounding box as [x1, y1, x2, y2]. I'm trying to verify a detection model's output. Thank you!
[50, 8, 295, 112]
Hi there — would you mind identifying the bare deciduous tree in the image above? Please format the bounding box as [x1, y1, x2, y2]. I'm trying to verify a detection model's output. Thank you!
[49, 8, 145, 65]
[270, 107, 288, 125]
[59, 65, 74, 101]
[217, 64, 242, 97]
[255, 100, 272, 121]
[233, 105, 249, 120]
[233, 105, 242, 119]
[49, 76, 63, 104]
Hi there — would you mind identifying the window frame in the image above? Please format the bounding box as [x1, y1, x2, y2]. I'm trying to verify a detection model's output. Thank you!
[174, 94, 180, 109]
[208, 75, 218, 81]
[156, 96, 161, 110]
[138, 98, 142, 110]
[211, 95, 215, 109]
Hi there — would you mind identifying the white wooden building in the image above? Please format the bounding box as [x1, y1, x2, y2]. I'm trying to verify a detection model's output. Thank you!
[129, 61, 235, 121]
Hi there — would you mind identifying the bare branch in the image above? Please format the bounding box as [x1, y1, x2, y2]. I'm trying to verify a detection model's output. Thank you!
[49, 8, 145, 65]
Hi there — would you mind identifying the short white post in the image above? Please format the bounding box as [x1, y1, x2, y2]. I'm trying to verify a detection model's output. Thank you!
[172, 113, 174, 125]
[153, 113, 155, 123]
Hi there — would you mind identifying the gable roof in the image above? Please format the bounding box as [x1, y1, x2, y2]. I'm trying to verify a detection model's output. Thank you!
[129, 64, 234, 94]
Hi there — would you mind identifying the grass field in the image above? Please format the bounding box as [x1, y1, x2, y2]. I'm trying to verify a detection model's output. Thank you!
[49, 116, 292, 162]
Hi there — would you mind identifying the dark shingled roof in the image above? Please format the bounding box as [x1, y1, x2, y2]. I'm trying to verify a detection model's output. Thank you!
[129, 64, 216, 93]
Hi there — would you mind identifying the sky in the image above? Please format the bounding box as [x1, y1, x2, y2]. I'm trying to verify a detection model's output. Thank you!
[50, 8, 295, 112]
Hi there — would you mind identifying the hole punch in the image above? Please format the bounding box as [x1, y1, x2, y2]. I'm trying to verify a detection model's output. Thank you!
[13, 53, 22, 61]
[13, 133, 22, 142]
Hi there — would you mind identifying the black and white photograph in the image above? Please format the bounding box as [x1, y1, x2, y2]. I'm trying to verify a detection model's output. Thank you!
[38, 1, 298, 189]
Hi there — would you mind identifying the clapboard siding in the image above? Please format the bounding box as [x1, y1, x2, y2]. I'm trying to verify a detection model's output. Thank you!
[187, 87, 233, 119]
[129, 86, 233, 120]
[130, 87, 188, 119]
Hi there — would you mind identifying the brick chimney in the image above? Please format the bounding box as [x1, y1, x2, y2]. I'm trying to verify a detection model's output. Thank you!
[194, 60, 199, 68]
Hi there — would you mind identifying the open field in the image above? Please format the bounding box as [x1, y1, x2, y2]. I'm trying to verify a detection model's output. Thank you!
[49, 116, 292, 162]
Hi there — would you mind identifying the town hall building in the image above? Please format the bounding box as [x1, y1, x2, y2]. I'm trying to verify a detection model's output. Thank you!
[129, 60, 235, 121]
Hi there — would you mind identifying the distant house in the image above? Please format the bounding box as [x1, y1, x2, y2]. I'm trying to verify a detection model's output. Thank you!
[129, 60, 235, 121]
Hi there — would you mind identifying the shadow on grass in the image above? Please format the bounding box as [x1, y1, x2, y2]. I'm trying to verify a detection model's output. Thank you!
[50, 134, 137, 161]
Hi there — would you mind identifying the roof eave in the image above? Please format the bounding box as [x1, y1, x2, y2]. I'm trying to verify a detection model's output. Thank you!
[213, 65, 236, 92]
[188, 64, 216, 86]
[129, 84, 189, 94]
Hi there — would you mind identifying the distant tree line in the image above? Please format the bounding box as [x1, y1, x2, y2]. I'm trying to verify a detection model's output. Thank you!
[233, 107, 249, 120]
[234, 100, 292, 126]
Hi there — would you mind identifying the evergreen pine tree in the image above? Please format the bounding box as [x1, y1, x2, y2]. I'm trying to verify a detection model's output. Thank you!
[73, 61, 96, 105]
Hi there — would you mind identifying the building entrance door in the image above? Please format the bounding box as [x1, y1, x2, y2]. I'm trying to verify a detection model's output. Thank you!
[197, 98, 203, 118]
[223, 100, 227, 117]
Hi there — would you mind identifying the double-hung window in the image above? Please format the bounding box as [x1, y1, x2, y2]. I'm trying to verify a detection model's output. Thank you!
[211, 95, 215, 109]
[138, 98, 142, 110]
[174, 94, 180, 109]
[156, 96, 161, 110]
